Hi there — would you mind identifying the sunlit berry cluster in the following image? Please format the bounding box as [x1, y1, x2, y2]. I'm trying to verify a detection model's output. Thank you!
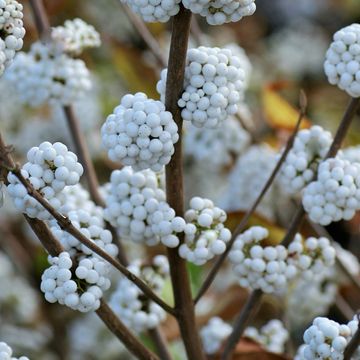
[287, 236, 336, 280]
[229, 226, 297, 293]
[7, 142, 83, 220]
[51, 18, 101, 55]
[182, 0, 256, 25]
[179, 197, 231, 265]
[40, 252, 109, 312]
[302, 157, 360, 225]
[279, 126, 333, 194]
[157, 46, 246, 128]
[101, 92, 179, 171]
[324, 23, 360, 97]
[300, 316, 359, 359]
[121, 0, 181, 23]
[110, 256, 169, 333]
[0, 0, 25, 76]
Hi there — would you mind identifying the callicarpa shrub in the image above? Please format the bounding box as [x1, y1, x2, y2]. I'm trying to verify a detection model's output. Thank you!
[2, 1, 360, 360]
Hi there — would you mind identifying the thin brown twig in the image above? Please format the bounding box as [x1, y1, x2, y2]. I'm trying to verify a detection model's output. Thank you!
[195, 91, 307, 304]
[164, 6, 205, 360]
[147, 328, 173, 360]
[221, 290, 262, 360]
[120, 2, 166, 68]
[220, 96, 360, 360]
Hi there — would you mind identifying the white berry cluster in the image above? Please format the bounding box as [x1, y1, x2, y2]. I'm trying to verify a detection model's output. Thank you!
[101, 92, 179, 171]
[221, 144, 278, 221]
[121, 0, 181, 23]
[286, 275, 337, 328]
[40, 252, 109, 312]
[244, 319, 289, 354]
[7, 142, 83, 220]
[157, 47, 246, 128]
[110, 256, 169, 333]
[5, 41, 91, 107]
[324, 24, 360, 97]
[287, 236, 336, 280]
[104, 167, 184, 247]
[51, 18, 101, 55]
[279, 126, 333, 194]
[0, 342, 29, 360]
[342, 145, 360, 163]
[184, 116, 250, 169]
[229, 226, 298, 293]
[182, 0, 256, 25]
[50, 209, 118, 258]
[300, 316, 359, 359]
[302, 157, 360, 226]
[0, 0, 25, 76]
[179, 197, 231, 265]
[200, 317, 232, 355]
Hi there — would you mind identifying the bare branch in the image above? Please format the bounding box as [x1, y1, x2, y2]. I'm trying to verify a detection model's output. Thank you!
[164, 6, 206, 359]
[147, 328, 173, 360]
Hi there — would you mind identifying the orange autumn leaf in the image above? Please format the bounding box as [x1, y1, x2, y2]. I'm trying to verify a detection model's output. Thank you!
[262, 83, 311, 131]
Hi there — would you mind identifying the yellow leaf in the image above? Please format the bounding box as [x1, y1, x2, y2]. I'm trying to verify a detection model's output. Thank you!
[262, 83, 311, 131]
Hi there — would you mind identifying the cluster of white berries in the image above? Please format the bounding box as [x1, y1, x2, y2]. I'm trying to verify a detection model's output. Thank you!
[279, 126, 333, 194]
[110, 256, 169, 333]
[0, 342, 29, 360]
[182, 0, 256, 26]
[104, 167, 184, 247]
[121, 0, 181, 23]
[179, 197, 231, 265]
[51, 18, 101, 55]
[157, 47, 246, 128]
[244, 319, 289, 354]
[7, 142, 83, 220]
[324, 24, 360, 97]
[5, 41, 91, 106]
[200, 317, 232, 355]
[50, 209, 118, 258]
[221, 145, 278, 221]
[40, 252, 109, 312]
[0, 0, 25, 76]
[302, 157, 360, 225]
[229, 226, 297, 293]
[300, 316, 359, 359]
[287, 236, 336, 280]
[183, 116, 250, 169]
[101, 92, 179, 171]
